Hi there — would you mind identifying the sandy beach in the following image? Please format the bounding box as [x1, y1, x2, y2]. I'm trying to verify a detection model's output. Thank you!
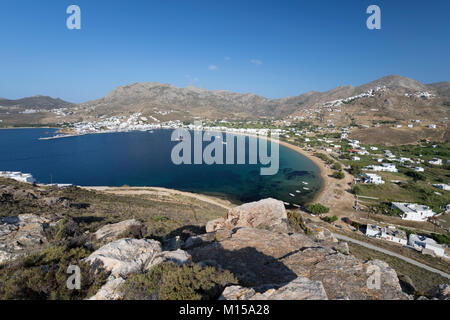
[39, 127, 346, 210]
[83, 186, 234, 210]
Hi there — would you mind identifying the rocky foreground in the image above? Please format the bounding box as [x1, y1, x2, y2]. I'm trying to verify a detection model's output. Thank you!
[1, 193, 449, 300]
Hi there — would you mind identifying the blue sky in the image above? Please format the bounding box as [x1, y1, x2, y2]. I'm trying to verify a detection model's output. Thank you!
[0, 0, 449, 102]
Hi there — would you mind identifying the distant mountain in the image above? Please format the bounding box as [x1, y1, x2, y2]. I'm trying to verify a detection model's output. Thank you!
[355, 75, 429, 93]
[78, 75, 442, 119]
[79, 82, 272, 119]
[0, 95, 74, 110]
[1, 75, 449, 133]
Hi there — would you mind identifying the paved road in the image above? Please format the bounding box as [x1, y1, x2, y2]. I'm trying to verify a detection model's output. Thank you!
[333, 233, 450, 280]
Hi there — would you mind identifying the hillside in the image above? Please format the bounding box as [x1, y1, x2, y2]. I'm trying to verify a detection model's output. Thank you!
[1, 75, 449, 144]
[0, 96, 75, 127]
[0, 179, 448, 300]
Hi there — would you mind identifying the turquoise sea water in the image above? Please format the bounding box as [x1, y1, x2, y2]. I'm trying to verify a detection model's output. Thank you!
[0, 128, 322, 206]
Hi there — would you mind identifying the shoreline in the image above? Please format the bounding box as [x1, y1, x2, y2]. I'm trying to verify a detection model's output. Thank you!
[4, 126, 332, 206]
[82, 186, 234, 210]
[275, 139, 328, 203]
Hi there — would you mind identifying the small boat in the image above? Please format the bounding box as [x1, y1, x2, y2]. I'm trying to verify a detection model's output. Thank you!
[295, 190, 301, 193]
[222, 141, 227, 145]
[177, 137, 183, 142]
[303, 187, 310, 190]
[283, 202, 290, 206]
[302, 181, 309, 185]
[289, 193, 295, 197]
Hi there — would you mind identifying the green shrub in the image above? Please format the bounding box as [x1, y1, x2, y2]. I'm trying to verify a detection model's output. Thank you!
[152, 215, 169, 222]
[287, 211, 310, 234]
[333, 162, 342, 171]
[314, 153, 334, 165]
[430, 233, 450, 245]
[321, 215, 338, 223]
[305, 203, 330, 215]
[120, 262, 238, 300]
[405, 170, 426, 181]
[0, 245, 107, 300]
[352, 185, 362, 195]
[332, 171, 345, 179]
[349, 164, 363, 175]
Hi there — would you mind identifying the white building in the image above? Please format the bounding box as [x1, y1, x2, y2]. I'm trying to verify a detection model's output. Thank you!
[428, 158, 442, 166]
[414, 167, 424, 172]
[364, 163, 398, 173]
[0, 171, 36, 183]
[362, 173, 384, 185]
[381, 227, 408, 245]
[366, 224, 381, 237]
[428, 124, 437, 129]
[432, 184, 450, 191]
[408, 234, 445, 257]
[352, 156, 361, 161]
[392, 202, 437, 221]
[365, 225, 407, 245]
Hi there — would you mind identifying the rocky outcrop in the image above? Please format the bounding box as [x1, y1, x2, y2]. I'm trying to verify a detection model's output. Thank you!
[206, 198, 288, 233]
[0, 186, 37, 202]
[94, 219, 146, 242]
[86, 238, 192, 300]
[88, 277, 126, 300]
[144, 249, 191, 271]
[84, 238, 162, 278]
[220, 277, 328, 300]
[188, 199, 411, 300]
[426, 284, 450, 300]
[0, 214, 51, 264]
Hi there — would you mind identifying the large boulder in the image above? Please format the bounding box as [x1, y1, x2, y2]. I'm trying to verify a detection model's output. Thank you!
[84, 238, 162, 278]
[188, 227, 410, 300]
[144, 249, 191, 271]
[94, 219, 146, 242]
[220, 276, 328, 300]
[427, 284, 450, 300]
[88, 277, 125, 300]
[206, 198, 288, 233]
[0, 214, 50, 264]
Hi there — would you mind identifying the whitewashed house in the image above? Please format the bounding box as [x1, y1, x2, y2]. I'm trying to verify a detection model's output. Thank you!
[381, 227, 408, 245]
[414, 167, 424, 172]
[362, 173, 384, 185]
[366, 224, 381, 237]
[432, 184, 450, 191]
[428, 158, 442, 166]
[392, 202, 437, 221]
[352, 156, 361, 161]
[364, 163, 398, 173]
[365, 225, 407, 245]
[408, 234, 445, 257]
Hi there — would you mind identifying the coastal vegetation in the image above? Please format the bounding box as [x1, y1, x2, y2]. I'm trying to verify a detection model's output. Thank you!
[305, 203, 330, 215]
[120, 262, 237, 300]
[332, 171, 345, 179]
